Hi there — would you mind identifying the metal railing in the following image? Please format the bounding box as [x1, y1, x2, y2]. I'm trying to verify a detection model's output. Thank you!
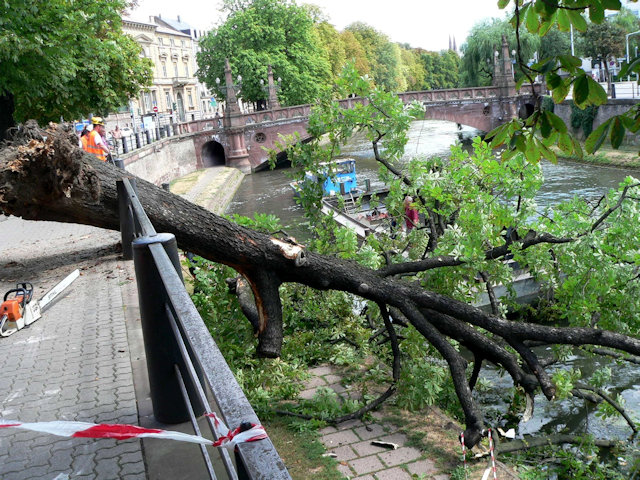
[117, 178, 291, 480]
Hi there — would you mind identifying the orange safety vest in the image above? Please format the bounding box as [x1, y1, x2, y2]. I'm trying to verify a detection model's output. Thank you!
[83, 130, 106, 161]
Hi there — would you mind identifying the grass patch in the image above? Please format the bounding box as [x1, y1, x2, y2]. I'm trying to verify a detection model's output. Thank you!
[554, 143, 640, 169]
[263, 417, 344, 480]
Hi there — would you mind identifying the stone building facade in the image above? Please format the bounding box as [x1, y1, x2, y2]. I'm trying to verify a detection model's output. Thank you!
[107, 16, 215, 131]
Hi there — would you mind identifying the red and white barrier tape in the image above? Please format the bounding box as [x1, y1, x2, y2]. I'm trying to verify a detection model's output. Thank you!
[487, 428, 498, 480]
[0, 415, 267, 451]
[460, 432, 468, 479]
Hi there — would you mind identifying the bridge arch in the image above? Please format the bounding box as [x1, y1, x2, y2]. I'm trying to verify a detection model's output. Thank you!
[202, 140, 226, 167]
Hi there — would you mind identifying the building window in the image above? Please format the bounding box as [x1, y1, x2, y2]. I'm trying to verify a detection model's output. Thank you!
[143, 92, 151, 112]
[188, 92, 194, 108]
[170, 38, 175, 47]
[181, 40, 185, 47]
[162, 62, 167, 77]
[184, 62, 189, 77]
[151, 90, 158, 108]
[159, 38, 164, 46]
[174, 63, 178, 77]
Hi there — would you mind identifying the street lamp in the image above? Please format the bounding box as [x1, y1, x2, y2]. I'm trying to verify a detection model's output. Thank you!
[626, 30, 640, 81]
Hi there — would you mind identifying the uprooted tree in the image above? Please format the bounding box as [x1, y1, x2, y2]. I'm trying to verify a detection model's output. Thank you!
[3, 96, 640, 461]
[3, 1, 640, 466]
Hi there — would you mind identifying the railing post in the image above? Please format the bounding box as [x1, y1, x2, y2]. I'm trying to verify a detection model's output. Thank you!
[132, 233, 204, 423]
[117, 179, 136, 260]
[122, 137, 129, 154]
[135, 132, 141, 149]
[145, 130, 152, 144]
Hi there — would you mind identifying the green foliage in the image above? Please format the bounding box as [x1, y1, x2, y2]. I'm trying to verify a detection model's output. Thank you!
[460, 18, 539, 87]
[197, 0, 331, 106]
[0, 0, 152, 124]
[540, 95, 555, 113]
[570, 101, 599, 137]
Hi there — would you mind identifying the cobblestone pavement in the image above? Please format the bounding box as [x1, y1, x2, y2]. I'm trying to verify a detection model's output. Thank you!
[0, 218, 145, 480]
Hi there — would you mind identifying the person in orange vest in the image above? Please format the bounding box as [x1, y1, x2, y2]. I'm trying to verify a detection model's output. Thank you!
[82, 117, 110, 161]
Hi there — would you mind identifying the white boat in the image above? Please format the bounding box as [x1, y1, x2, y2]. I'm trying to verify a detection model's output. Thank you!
[321, 188, 393, 238]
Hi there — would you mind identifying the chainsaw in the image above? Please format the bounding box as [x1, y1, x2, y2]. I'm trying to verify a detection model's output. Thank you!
[0, 269, 80, 337]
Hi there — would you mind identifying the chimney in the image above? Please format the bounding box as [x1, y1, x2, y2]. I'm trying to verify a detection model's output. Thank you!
[177, 15, 181, 22]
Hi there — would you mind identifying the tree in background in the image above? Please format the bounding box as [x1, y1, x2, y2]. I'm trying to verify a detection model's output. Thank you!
[314, 22, 347, 85]
[581, 20, 626, 92]
[539, 26, 572, 60]
[0, 0, 152, 138]
[346, 22, 401, 92]
[340, 30, 371, 78]
[460, 18, 539, 87]
[197, 0, 331, 107]
[421, 50, 460, 90]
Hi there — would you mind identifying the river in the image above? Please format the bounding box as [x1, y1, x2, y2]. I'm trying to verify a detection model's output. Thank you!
[226, 119, 640, 450]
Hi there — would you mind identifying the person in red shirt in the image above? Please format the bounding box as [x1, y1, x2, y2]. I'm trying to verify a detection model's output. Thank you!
[404, 195, 419, 231]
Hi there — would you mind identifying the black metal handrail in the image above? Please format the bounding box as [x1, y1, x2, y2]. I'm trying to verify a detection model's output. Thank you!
[117, 178, 291, 480]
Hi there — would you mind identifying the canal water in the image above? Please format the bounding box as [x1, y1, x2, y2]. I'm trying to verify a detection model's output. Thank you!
[226, 119, 640, 445]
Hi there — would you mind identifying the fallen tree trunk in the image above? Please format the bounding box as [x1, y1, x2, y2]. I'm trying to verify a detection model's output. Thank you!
[3, 122, 640, 449]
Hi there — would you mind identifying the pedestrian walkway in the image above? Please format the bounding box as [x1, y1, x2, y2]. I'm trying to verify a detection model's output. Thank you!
[172, 166, 245, 214]
[0, 219, 145, 480]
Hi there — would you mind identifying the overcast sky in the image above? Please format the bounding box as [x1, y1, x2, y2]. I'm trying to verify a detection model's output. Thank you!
[129, 0, 508, 52]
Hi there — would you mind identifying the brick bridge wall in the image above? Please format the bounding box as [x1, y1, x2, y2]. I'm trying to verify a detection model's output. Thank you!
[554, 99, 639, 144]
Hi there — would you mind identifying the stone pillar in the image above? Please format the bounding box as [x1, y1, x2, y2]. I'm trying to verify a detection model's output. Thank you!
[267, 65, 281, 110]
[222, 58, 251, 172]
[493, 35, 517, 97]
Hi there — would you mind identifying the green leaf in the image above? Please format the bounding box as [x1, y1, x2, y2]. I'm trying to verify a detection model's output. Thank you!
[601, 0, 621, 9]
[497, 0, 509, 8]
[557, 9, 570, 32]
[610, 117, 625, 149]
[552, 80, 569, 103]
[526, 5, 539, 33]
[571, 136, 584, 158]
[547, 111, 568, 133]
[619, 56, 640, 77]
[546, 72, 562, 89]
[588, 2, 605, 23]
[525, 136, 539, 163]
[538, 139, 557, 163]
[585, 119, 612, 153]
[540, 111, 552, 138]
[557, 54, 582, 70]
[587, 77, 608, 105]
[558, 132, 573, 154]
[573, 75, 589, 106]
[567, 10, 588, 32]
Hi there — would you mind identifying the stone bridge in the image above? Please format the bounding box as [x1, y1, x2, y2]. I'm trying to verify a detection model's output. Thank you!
[179, 38, 542, 173]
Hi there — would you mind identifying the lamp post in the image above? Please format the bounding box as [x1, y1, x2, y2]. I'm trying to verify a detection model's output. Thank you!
[626, 30, 640, 81]
[259, 65, 281, 110]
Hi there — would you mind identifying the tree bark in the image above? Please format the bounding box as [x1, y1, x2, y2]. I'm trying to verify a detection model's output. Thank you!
[3, 122, 640, 449]
[0, 91, 16, 141]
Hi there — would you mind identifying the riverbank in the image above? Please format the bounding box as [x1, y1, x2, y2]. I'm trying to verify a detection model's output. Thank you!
[555, 143, 640, 170]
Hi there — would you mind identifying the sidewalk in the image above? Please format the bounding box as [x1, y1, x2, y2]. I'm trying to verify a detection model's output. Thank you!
[0, 166, 246, 479]
[0, 219, 145, 480]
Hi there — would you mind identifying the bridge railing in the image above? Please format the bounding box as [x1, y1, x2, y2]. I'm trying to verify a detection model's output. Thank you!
[117, 178, 291, 480]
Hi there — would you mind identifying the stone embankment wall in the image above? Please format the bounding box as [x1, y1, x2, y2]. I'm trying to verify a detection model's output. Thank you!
[555, 99, 639, 144]
[121, 134, 200, 185]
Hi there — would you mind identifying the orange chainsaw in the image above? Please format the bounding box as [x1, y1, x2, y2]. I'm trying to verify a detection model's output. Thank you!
[0, 269, 79, 337]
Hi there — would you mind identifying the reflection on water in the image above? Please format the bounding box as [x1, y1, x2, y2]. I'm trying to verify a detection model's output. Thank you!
[226, 119, 640, 444]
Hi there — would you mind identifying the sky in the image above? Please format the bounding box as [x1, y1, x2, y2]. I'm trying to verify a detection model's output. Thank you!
[128, 0, 508, 52]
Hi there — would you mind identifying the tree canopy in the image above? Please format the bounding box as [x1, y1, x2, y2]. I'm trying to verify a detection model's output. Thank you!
[0, 0, 153, 136]
[196, 0, 332, 106]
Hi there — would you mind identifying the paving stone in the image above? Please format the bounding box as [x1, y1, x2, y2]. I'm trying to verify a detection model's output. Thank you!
[379, 446, 422, 467]
[308, 365, 336, 376]
[319, 425, 338, 435]
[433, 475, 450, 480]
[329, 445, 359, 461]
[335, 418, 364, 431]
[336, 462, 353, 478]
[298, 388, 318, 400]
[374, 466, 412, 480]
[354, 423, 388, 441]
[303, 375, 329, 389]
[353, 475, 375, 480]
[328, 383, 347, 394]
[376, 432, 409, 446]
[406, 459, 438, 475]
[350, 455, 385, 475]
[351, 439, 390, 456]
[322, 429, 361, 448]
